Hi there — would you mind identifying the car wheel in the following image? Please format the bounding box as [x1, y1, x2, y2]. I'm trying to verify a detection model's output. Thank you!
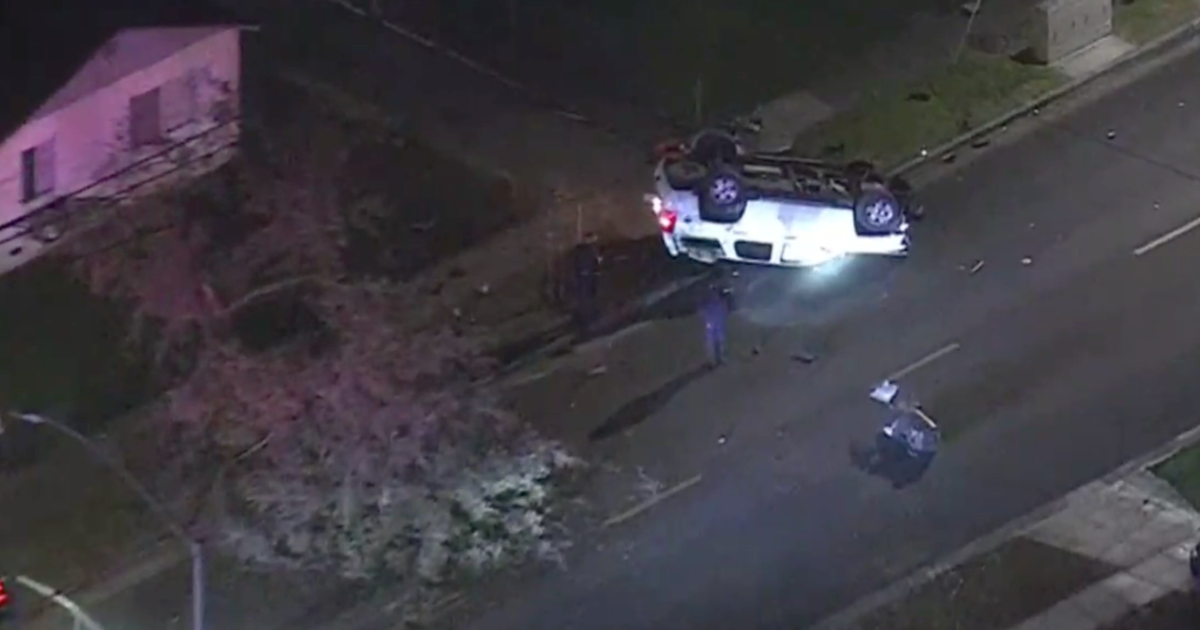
[664, 159, 708, 190]
[690, 129, 741, 166]
[888, 175, 924, 221]
[846, 159, 877, 177]
[707, 170, 742, 205]
[698, 166, 748, 223]
[853, 182, 904, 234]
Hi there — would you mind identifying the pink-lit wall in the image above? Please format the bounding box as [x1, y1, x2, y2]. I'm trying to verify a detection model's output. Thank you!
[0, 26, 242, 236]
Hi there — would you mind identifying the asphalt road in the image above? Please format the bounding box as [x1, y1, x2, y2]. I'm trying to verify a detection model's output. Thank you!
[454, 43, 1200, 630]
[46, 35, 1200, 630]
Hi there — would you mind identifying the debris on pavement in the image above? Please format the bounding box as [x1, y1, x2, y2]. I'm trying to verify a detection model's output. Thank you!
[870, 380, 902, 405]
[1106, 129, 1117, 140]
[968, 259, 985, 274]
[635, 467, 665, 498]
[587, 365, 608, 377]
[790, 351, 818, 364]
[1021, 257, 1033, 265]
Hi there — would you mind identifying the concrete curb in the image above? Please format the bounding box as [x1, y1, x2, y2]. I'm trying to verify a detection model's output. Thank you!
[810, 421, 1200, 630]
[888, 17, 1200, 177]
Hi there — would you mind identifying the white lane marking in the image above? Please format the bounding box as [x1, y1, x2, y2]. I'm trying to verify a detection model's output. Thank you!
[1134, 215, 1200, 256]
[886, 342, 961, 382]
[603, 474, 703, 528]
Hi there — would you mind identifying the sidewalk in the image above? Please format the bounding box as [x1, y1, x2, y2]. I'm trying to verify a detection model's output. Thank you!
[818, 438, 1200, 630]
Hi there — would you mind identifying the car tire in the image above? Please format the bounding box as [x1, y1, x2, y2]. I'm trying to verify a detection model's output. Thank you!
[888, 174, 924, 220]
[853, 181, 904, 235]
[663, 158, 709, 190]
[690, 129, 741, 166]
[846, 159, 878, 179]
[698, 166, 747, 223]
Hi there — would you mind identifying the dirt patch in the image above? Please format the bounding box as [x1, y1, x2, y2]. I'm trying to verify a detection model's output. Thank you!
[340, 137, 534, 280]
[257, 72, 535, 282]
[854, 536, 1120, 630]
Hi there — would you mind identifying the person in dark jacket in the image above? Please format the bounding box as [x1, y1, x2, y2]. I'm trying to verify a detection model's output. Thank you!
[700, 283, 730, 367]
[1189, 541, 1200, 593]
[571, 232, 601, 334]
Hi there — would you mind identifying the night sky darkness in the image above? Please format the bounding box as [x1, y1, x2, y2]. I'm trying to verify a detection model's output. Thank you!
[1, 0, 233, 139]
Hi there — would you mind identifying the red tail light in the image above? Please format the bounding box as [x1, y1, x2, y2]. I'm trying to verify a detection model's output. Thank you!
[658, 209, 679, 233]
[0, 578, 10, 608]
[654, 140, 686, 159]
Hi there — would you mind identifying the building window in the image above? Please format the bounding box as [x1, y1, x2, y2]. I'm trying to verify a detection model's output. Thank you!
[129, 87, 162, 148]
[20, 139, 56, 202]
[162, 68, 202, 131]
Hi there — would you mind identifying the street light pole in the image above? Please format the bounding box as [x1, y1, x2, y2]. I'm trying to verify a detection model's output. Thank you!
[8, 412, 206, 630]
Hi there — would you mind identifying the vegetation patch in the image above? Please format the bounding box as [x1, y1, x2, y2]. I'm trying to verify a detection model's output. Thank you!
[1150, 442, 1200, 510]
[1114, 0, 1200, 45]
[795, 52, 1063, 169]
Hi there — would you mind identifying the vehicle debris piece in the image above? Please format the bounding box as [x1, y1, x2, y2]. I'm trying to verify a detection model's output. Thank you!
[791, 351, 817, 364]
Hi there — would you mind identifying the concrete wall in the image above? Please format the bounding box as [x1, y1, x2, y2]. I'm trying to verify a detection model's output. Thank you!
[0, 26, 242, 267]
[1027, 0, 1112, 64]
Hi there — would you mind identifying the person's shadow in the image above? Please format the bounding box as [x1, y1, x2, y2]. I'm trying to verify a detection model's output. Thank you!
[588, 365, 711, 441]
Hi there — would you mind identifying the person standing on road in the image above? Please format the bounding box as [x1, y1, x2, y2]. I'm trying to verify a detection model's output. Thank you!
[571, 232, 601, 335]
[1189, 540, 1200, 593]
[700, 283, 730, 367]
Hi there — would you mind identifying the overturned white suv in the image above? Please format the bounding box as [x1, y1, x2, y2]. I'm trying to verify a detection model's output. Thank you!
[648, 127, 921, 268]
